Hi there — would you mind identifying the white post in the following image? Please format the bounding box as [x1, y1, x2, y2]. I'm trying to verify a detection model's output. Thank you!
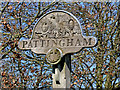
[52, 54, 71, 89]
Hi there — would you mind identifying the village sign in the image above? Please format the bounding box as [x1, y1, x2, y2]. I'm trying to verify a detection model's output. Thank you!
[18, 10, 97, 64]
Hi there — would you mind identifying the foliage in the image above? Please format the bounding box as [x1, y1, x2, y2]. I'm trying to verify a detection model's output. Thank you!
[0, 1, 119, 89]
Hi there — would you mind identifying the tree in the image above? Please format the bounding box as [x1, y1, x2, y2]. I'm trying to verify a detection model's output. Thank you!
[0, 1, 119, 89]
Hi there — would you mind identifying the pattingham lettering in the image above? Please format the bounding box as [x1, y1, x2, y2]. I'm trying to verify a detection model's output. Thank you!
[21, 37, 93, 49]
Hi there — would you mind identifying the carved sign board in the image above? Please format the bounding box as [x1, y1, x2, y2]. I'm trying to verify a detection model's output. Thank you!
[18, 10, 97, 64]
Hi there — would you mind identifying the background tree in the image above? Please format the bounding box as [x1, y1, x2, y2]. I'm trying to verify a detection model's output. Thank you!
[0, 1, 119, 89]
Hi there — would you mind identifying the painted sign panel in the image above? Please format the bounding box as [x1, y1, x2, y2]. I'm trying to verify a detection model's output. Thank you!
[18, 10, 97, 64]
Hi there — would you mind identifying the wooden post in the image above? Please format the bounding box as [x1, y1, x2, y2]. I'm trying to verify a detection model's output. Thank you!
[52, 54, 71, 89]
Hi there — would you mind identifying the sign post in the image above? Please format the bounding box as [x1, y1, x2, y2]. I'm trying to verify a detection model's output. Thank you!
[18, 10, 97, 89]
[52, 54, 71, 88]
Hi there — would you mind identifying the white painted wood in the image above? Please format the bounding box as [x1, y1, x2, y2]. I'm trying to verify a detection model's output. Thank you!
[52, 54, 71, 89]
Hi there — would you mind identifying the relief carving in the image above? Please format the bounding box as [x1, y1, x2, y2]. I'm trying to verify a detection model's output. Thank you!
[33, 12, 81, 39]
